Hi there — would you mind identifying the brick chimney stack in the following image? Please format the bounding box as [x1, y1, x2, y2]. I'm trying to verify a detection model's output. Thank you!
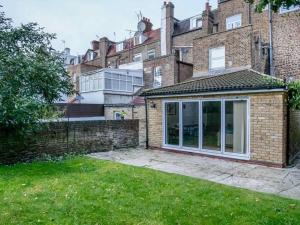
[141, 17, 153, 33]
[202, 1, 213, 35]
[161, 1, 175, 56]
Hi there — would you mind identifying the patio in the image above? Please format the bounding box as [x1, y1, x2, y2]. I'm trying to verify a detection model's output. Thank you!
[90, 148, 300, 200]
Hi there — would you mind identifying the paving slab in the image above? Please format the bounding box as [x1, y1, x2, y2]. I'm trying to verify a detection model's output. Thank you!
[89, 148, 300, 200]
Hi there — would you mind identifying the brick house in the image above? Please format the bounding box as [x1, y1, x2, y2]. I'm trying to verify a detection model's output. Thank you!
[140, 1, 300, 167]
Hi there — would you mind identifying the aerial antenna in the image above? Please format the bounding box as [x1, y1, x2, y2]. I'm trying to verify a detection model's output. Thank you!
[135, 10, 143, 22]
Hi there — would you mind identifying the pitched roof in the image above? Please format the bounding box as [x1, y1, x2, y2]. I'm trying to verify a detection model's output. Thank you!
[140, 69, 286, 97]
[107, 28, 160, 57]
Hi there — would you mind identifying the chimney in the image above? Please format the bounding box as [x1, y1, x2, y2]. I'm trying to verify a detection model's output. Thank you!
[161, 1, 175, 56]
[99, 37, 109, 68]
[202, 1, 214, 35]
[141, 17, 153, 33]
[91, 40, 100, 51]
[205, 1, 211, 13]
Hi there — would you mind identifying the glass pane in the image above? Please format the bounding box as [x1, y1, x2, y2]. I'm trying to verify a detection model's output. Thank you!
[120, 81, 127, 91]
[225, 101, 247, 154]
[183, 102, 199, 148]
[126, 81, 133, 91]
[202, 101, 221, 151]
[166, 102, 179, 146]
[105, 79, 112, 89]
[112, 80, 119, 90]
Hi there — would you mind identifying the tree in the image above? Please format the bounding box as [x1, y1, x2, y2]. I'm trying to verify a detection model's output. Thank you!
[247, 0, 300, 12]
[0, 8, 73, 135]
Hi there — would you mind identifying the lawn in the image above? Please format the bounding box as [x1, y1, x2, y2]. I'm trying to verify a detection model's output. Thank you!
[0, 157, 300, 225]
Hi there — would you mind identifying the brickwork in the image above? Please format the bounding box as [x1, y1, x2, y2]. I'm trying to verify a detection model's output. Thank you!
[193, 26, 252, 75]
[0, 120, 139, 165]
[272, 10, 300, 80]
[172, 29, 203, 64]
[146, 91, 287, 166]
[105, 105, 146, 147]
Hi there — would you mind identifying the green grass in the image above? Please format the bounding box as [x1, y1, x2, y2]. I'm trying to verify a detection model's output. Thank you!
[0, 157, 300, 225]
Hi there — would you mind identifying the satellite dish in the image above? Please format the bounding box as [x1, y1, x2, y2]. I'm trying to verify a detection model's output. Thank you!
[137, 21, 146, 32]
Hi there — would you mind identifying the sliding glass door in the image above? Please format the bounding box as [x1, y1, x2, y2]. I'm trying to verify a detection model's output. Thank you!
[165, 102, 180, 146]
[163, 99, 249, 158]
[182, 102, 199, 148]
[225, 100, 247, 154]
[202, 101, 221, 151]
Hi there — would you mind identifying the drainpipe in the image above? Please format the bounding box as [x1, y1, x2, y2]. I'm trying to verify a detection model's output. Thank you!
[144, 96, 149, 149]
[286, 102, 290, 167]
[268, 3, 274, 76]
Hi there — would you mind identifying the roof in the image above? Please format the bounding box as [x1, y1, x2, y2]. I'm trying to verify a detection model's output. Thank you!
[173, 15, 202, 36]
[107, 29, 160, 57]
[140, 69, 286, 97]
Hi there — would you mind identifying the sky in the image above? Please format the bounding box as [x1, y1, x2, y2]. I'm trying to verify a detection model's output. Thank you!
[0, 0, 218, 55]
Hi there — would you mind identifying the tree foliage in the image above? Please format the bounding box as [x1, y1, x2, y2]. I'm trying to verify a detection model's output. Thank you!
[0, 8, 73, 135]
[247, 0, 300, 12]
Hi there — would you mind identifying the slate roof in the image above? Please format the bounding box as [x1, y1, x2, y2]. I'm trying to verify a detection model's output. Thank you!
[107, 29, 160, 57]
[140, 69, 286, 97]
[173, 18, 202, 36]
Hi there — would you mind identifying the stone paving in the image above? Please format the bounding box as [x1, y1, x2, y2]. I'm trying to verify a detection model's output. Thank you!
[89, 148, 300, 200]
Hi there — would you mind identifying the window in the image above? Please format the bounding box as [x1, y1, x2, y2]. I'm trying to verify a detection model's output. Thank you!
[163, 99, 249, 158]
[87, 51, 95, 61]
[202, 101, 221, 151]
[104, 72, 136, 92]
[165, 102, 180, 146]
[226, 14, 242, 30]
[134, 34, 147, 45]
[190, 16, 202, 30]
[133, 53, 142, 62]
[225, 100, 247, 154]
[147, 49, 156, 60]
[183, 102, 199, 148]
[280, 5, 300, 14]
[209, 46, 225, 71]
[133, 77, 143, 85]
[154, 66, 162, 88]
[79, 74, 102, 92]
[116, 42, 124, 52]
[114, 112, 122, 120]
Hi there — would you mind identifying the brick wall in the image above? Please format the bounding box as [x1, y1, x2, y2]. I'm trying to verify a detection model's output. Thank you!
[146, 92, 287, 166]
[273, 11, 300, 80]
[0, 120, 139, 165]
[105, 105, 146, 147]
[193, 26, 252, 76]
[172, 29, 204, 64]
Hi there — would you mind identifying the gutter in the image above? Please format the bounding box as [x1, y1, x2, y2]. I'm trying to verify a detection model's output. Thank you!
[142, 88, 287, 99]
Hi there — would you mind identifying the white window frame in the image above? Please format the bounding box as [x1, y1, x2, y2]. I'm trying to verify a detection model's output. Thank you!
[162, 98, 250, 160]
[133, 53, 142, 62]
[279, 5, 300, 14]
[114, 112, 122, 120]
[226, 14, 242, 30]
[147, 49, 156, 60]
[190, 16, 202, 30]
[104, 72, 134, 93]
[209, 46, 225, 71]
[116, 42, 124, 52]
[153, 66, 162, 88]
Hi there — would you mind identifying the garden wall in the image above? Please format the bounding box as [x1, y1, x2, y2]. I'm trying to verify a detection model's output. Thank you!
[0, 120, 139, 165]
[289, 110, 300, 164]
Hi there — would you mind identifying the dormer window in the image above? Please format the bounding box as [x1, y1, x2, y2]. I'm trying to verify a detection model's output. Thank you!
[190, 16, 202, 30]
[226, 14, 242, 30]
[134, 34, 147, 46]
[116, 42, 124, 52]
[87, 51, 95, 61]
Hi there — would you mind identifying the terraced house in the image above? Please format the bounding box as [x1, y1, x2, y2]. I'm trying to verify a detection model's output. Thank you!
[141, 0, 300, 167]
